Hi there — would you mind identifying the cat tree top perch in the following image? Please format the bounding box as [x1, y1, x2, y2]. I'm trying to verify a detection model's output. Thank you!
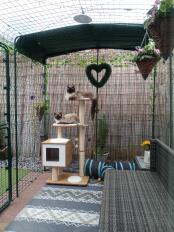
[77, 98, 91, 101]
[52, 123, 79, 127]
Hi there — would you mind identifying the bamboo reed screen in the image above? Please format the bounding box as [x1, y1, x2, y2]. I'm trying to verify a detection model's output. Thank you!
[0, 49, 171, 165]
[47, 49, 170, 160]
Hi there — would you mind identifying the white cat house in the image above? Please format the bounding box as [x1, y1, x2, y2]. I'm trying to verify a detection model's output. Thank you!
[42, 138, 73, 167]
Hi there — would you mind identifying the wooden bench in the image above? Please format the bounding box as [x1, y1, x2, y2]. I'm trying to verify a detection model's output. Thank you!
[99, 139, 174, 232]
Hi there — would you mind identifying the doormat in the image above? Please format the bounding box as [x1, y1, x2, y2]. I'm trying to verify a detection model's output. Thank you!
[5, 183, 103, 232]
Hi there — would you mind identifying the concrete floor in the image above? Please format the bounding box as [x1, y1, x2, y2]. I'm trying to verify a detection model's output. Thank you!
[0, 172, 50, 231]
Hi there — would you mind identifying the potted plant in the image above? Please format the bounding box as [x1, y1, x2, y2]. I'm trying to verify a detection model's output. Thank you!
[95, 114, 109, 161]
[34, 99, 49, 121]
[133, 39, 161, 80]
[145, 0, 174, 60]
[141, 140, 151, 164]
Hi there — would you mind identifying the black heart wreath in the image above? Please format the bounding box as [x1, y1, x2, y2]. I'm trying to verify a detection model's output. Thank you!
[85, 63, 111, 88]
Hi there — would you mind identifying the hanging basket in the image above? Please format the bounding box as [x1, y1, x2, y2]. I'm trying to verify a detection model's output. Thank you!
[148, 18, 161, 49]
[0, 145, 8, 160]
[136, 58, 160, 80]
[148, 17, 174, 60]
[159, 17, 174, 60]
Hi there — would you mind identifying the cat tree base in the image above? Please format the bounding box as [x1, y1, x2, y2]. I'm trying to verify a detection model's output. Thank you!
[46, 172, 89, 186]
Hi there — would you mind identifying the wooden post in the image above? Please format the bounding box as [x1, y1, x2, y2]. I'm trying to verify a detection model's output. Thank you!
[57, 167, 63, 179]
[79, 100, 86, 177]
[52, 167, 58, 181]
[51, 127, 63, 181]
[79, 100, 85, 124]
[79, 126, 85, 176]
[57, 127, 63, 138]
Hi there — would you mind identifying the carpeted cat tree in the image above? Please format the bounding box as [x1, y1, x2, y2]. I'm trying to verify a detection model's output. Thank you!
[42, 98, 90, 186]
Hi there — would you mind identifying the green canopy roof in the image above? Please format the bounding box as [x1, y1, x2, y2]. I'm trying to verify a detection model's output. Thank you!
[15, 23, 145, 64]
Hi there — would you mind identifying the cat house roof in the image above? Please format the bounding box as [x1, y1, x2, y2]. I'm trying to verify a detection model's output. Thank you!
[15, 23, 145, 64]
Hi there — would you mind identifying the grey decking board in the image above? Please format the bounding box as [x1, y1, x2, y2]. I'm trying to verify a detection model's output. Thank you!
[99, 170, 174, 232]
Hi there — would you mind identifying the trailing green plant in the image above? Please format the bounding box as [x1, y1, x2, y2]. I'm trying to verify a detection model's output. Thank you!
[148, 71, 156, 111]
[110, 53, 134, 67]
[96, 115, 109, 155]
[48, 51, 134, 68]
[145, 0, 174, 28]
[34, 99, 49, 121]
[158, 0, 174, 17]
[30, 66, 48, 144]
[133, 39, 161, 62]
[31, 65, 50, 121]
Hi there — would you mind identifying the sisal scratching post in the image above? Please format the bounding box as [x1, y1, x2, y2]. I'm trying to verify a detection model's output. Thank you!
[79, 100, 86, 177]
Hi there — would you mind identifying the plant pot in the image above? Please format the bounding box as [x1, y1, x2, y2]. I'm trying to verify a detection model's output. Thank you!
[144, 150, 150, 164]
[136, 57, 160, 80]
[0, 145, 8, 160]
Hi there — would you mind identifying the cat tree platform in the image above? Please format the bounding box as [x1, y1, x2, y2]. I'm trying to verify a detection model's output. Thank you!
[52, 123, 88, 127]
[52, 123, 79, 127]
[77, 98, 91, 101]
[46, 172, 89, 186]
[52, 123, 88, 138]
[53, 123, 79, 137]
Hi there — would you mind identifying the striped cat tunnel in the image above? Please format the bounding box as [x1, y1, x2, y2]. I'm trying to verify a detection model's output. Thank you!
[84, 159, 139, 179]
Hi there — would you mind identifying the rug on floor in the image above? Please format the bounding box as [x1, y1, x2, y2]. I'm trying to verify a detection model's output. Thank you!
[5, 182, 103, 232]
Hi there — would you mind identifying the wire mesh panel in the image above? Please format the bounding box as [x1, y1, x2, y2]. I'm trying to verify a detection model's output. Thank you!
[46, 49, 166, 161]
[154, 59, 170, 145]
[0, 51, 46, 204]
[0, 0, 154, 43]
[12, 55, 45, 198]
[0, 48, 10, 211]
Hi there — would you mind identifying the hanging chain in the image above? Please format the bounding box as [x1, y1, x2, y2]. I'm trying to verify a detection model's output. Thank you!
[140, 30, 150, 48]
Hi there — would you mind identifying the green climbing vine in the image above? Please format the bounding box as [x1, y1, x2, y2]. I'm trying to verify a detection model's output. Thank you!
[48, 51, 135, 68]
